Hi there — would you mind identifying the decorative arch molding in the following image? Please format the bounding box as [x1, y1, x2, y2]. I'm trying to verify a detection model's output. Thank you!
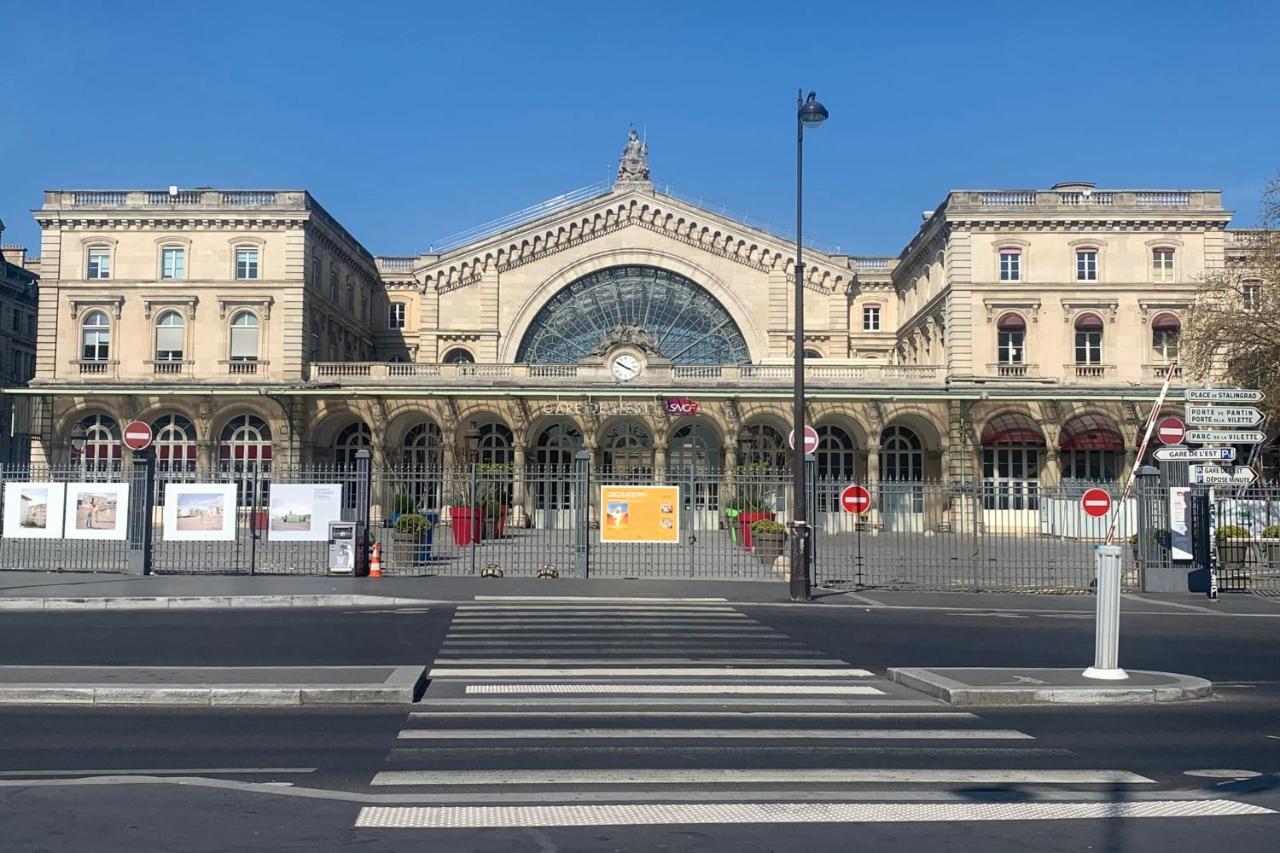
[417, 190, 848, 299]
[1061, 299, 1118, 324]
[207, 402, 283, 446]
[500, 250, 766, 364]
[1144, 237, 1185, 248]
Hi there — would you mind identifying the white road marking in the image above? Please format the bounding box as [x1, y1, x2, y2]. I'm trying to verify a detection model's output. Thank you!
[0, 768, 316, 776]
[430, 658, 845, 665]
[369, 768, 1153, 787]
[444, 628, 777, 635]
[414, 697, 937, 707]
[473, 596, 729, 602]
[355, 799, 1272, 827]
[396, 728, 1030, 740]
[429, 667, 874, 678]
[1183, 769, 1263, 779]
[456, 607, 740, 614]
[407, 711, 978, 720]
[462, 684, 885, 695]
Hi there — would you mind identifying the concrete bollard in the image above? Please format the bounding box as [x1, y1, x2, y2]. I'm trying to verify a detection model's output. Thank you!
[1083, 544, 1128, 681]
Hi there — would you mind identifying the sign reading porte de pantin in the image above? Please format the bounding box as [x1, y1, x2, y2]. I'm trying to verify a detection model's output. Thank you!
[599, 485, 680, 544]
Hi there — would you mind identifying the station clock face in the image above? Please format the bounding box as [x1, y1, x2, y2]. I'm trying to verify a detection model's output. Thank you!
[611, 353, 641, 382]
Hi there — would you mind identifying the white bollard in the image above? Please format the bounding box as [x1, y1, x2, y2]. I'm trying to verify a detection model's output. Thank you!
[1083, 544, 1128, 680]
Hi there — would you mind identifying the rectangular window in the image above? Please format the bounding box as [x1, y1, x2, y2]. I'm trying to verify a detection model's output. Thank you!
[155, 326, 184, 361]
[161, 247, 186, 280]
[230, 326, 258, 361]
[361, 291, 370, 322]
[87, 248, 110, 279]
[1076, 250, 1098, 281]
[235, 247, 260, 280]
[1075, 331, 1102, 364]
[1152, 329, 1179, 363]
[1152, 248, 1175, 283]
[862, 305, 881, 331]
[311, 256, 321, 287]
[1243, 283, 1259, 312]
[346, 282, 355, 312]
[329, 268, 338, 302]
[997, 330, 1024, 364]
[25, 314, 34, 336]
[388, 302, 406, 329]
[10, 309, 19, 332]
[999, 251, 1021, 282]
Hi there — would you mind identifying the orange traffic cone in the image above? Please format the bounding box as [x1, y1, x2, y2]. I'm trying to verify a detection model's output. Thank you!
[369, 542, 382, 578]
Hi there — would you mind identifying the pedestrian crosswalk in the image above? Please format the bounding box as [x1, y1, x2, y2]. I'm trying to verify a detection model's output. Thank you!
[355, 597, 1224, 830]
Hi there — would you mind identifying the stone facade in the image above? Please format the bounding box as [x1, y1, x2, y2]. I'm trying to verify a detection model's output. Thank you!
[20, 139, 1253, 529]
[0, 220, 38, 465]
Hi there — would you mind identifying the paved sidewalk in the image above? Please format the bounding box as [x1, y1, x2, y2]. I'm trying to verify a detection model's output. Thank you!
[0, 571, 1277, 614]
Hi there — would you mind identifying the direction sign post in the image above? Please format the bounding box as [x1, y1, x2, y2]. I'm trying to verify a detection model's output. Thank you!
[1189, 465, 1257, 486]
[1185, 430, 1266, 445]
[1152, 446, 1236, 463]
[1184, 388, 1264, 404]
[839, 484, 871, 515]
[1080, 488, 1112, 518]
[1156, 416, 1185, 446]
[122, 420, 154, 452]
[1186, 406, 1264, 427]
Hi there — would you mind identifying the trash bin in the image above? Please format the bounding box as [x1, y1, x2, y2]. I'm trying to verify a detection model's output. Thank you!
[329, 521, 367, 575]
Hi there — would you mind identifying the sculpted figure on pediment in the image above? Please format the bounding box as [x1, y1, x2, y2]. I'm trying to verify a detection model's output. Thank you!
[616, 129, 650, 183]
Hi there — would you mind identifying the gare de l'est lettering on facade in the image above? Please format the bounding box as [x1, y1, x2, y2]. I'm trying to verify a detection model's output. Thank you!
[19, 131, 1255, 528]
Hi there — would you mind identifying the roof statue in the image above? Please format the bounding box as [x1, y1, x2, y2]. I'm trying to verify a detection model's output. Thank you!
[588, 324, 663, 358]
[615, 129, 650, 185]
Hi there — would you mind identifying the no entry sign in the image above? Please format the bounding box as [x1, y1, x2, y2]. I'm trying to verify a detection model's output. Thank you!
[122, 420, 154, 451]
[1156, 416, 1185, 446]
[840, 484, 872, 515]
[789, 426, 819, 455]
[1080, 488, 1112, 518]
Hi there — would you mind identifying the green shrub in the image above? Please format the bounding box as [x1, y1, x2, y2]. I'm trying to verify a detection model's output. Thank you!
[1215, 524, 1251, 542]
[391, 493, 416, 515]
[1147, 528, 1172, 549]
[394, 513, 432, 536]
[750, 519, 787, 535]
[1262, 525, 1280, 539]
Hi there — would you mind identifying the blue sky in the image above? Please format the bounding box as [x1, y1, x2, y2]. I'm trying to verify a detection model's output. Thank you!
[2, 0, 1277, 257]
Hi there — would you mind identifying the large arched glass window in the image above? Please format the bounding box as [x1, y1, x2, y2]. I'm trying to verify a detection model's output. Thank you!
[997, 313, 1025, 365]
[442, 348, 475, 364]
[74, 414, 121, 477]
[815, 424, 856, 482]
[152, 414, 197, 478]
[880, 425, 924, 482]
[532, 423, 583, 516]
[670, 423, 721, 514]
[515, 265, 750, 365]
[601, 422, 653, 481]
[229, 311, 260, 362]
[81, 311, 111, 362]
[1151, 313, 1180, 365]
[475, 422, 514, 467]
[154, 311, 185, 368]
[392, 421, 442, 513]
[219, 414, 272, 505]
[334, 422, 371, 509]
[980, 413, 1045, 511]
[739, 423, 788, 469]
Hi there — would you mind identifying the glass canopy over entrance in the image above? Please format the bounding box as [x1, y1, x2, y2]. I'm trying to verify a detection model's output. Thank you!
[515, 265, 751, 365]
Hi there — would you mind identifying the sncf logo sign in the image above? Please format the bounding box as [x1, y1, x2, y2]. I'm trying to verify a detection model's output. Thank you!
[664, 397, 700, 416]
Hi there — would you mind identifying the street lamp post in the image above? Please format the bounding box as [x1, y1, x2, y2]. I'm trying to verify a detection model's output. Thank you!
[791, 90, 828, 602]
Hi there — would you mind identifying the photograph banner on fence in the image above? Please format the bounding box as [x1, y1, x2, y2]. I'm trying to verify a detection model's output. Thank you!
[268, 484, 343, 542]
[1169, 487, 1192, 561]
[600, 485, 680, 544]
[163, 483, 237, 542]
[2, 482, 66, 539]
[64, 482, 130, 541]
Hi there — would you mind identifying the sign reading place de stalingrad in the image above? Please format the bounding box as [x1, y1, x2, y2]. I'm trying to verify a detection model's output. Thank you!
[1184, 388, 1265, 404]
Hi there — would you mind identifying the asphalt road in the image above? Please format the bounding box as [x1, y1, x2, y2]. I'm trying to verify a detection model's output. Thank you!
[0, 597, 1277, 851]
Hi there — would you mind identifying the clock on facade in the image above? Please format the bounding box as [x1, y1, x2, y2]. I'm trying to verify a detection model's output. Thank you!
[611, 353, 641, 382]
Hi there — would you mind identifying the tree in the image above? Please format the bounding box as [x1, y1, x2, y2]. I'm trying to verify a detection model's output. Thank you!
[1182, 174, 1280, 424]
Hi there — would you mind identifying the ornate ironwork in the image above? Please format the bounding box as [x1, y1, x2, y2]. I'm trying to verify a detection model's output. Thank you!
[516, 265, 750, 365]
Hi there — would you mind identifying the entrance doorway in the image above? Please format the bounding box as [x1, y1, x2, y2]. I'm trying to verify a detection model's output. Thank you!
[532, 423, 581, 529]
[670, 423, 721, 530]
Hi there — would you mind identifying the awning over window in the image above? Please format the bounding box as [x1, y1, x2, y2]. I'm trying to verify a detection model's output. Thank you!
[981, 412, 1046, 446]
[1059, 413, 1124, 451]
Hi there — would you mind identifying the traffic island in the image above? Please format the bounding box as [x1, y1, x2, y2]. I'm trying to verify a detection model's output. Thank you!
[887, 667, 1212, 706]
[0, 665, 428, 706]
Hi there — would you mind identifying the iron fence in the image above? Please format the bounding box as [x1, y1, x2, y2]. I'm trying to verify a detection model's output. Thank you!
[2, 458, 1275, 593]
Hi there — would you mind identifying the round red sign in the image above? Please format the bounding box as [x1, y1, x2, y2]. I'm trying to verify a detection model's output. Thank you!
[122, 420, 154, 451]
[840, 484, 872, 515]
[1156, 416, 1185, 446]
[789, 426, 820, 455]
[1080, 487, 1112, 518]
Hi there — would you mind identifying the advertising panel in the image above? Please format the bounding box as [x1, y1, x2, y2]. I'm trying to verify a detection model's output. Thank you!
[268, 484, 344, 542]
[2, 483, 66, 539]
[64, 482, 130, 540]
[163, 483, 237, 542]
[600, 485, 680, 544]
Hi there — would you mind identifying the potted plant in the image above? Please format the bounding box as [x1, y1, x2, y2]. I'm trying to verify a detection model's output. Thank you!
[751, 518, 787, 565]
[735, 464, 776, 551]
[476, 463, 512, 539]
[1127, 532, 1140, 563]
[446, 487, 480, 547]
[1215, 524, 1252, 568]
[393, 513, 432, 564]
[1263, 525, 1280, 567]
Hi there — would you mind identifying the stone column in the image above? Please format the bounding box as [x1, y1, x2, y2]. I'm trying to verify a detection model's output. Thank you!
[1122, 446, 1138, 484]
[866, 440, 881, 533]
[653, 444, 667, 484]
[1043, 448, 1061, 489]
[511, 445, 528, 528]
[369, 440, 388, 525]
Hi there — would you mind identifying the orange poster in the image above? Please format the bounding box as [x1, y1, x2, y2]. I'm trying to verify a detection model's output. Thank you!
[600, 485, 680, 544]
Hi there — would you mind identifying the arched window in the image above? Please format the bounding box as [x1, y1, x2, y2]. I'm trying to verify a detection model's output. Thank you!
[534, 423, 582, 470]
[1073, 313, 1103, 365]
[1059, 414, 1123, 484]
[219, 414, 272, 505]
[815, 424, 856, 482]
[74, 414, 121, 476]
[442, 348, 475, 364]
[1151, 247, 1175, 283]
[996, 313, 1025, 365]
[532, 423, 583, 517]
[803, 349, 823, 359]
[229, 311, 260, 362]
[670, 423, 722, 514]
[739, 423, 788, 469]
[392, 421, 442, 513]
[980, 413, 1045, 511]
[880, 425, 924, 482]
[601, 422, 652, 481]
[475, 421, 514, 467]
[1151, 313, 1180, 364]
[154, 311, 185, 366]
[334, 422, 371, 509]
[81, 311, 111, 362]
[152, 414, 197, 478]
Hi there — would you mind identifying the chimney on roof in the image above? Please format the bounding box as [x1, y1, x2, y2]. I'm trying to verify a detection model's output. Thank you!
[1, 246, 26, 268]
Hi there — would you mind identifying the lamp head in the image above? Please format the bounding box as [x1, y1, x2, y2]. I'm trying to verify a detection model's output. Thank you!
[799, 91, 829, 128]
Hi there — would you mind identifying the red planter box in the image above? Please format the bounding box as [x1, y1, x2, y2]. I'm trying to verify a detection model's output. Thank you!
[737, 511, 775, 551]
[451, 506, 480, 546]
